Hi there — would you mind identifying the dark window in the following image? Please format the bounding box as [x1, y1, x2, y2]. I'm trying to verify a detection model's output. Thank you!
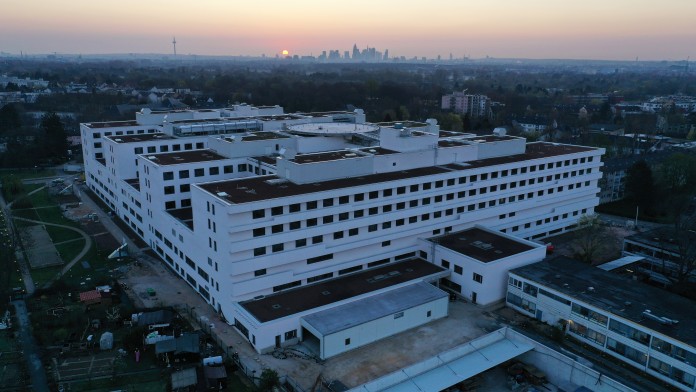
[289, 203, 301, 212]
[272, 243, 284, 252]
[354, 193, 364, 202]
[254, 269, 266, 277]
[307, 200, 318, 209]
[312, 235, 323, 244]
[194, 168, 204, 177]
[307, 218, 318, 227]
[164, 186, 175, 195]
[369, 191, 379, 199]
[454, 265, 463, 275]
[295, 238, 307, 247]
[179, 170, 189, 179]
[252, 209, 265, 219]
[323, 198, 334, 207]
[289, 221, 301, 230]
[271, 224, 283, 234]
[323, 215, 334, 224]
[339, 196, 349, 204]
[271, 206, 283, 216]
[163, 172, 174, 181]
[348, 228, 359, 236]
[333, 231, 344, 240]
[209, 167, 219, 175]
[180, 184, 190, 193]
[254, 247, 266, 256]
[253, 228, 265, 237]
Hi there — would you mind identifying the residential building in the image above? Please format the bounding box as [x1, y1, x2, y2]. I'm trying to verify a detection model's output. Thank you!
[507, 257, 696, 391]
[441, 90, 491, 118]
[81, 105, 604, 356]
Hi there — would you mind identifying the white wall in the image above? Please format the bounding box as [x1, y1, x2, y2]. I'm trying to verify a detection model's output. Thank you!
[310, 296, 448, 359]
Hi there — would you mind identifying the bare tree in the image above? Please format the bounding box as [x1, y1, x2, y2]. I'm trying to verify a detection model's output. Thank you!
[573, 214, 608, 264]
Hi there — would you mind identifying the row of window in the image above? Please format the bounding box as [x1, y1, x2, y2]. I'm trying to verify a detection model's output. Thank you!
[250, 162, 596, 219]
[133, 141, 205, 155]
[92, 129, 157, 139]
[163, 165, 235, 180]
[440, 259, 483, 283]
[250, 183, 592, 241]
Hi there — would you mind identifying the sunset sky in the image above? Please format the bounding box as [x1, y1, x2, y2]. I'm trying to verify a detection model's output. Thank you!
[1, 0, 694, 60]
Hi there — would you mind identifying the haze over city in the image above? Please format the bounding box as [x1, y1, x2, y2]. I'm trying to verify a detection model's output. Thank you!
[2, 0, 695, 60]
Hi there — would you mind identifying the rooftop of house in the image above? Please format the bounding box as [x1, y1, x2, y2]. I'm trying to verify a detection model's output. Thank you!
[240, 258, 447, 323]
[431, 227, 537, 263]
[511, 257, 696, 348]
[106, 133, 174, 143]
[144, 149, 227, 166]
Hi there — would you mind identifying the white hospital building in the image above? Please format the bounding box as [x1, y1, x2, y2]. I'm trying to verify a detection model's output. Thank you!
[81, 104, 604, 357]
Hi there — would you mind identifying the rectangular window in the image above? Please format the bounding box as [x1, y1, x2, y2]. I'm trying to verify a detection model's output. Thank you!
[312, 235, 323, 244]
[339, 265, 362, 275]
[209, 167, 219, 175]
[307, 253, 333, 264]
[306, 201, 318, 209]
[163, 172, 174, 180]
[473, 273, 483, 283]
[571, 304, 608, 327]
[454, 265, 463, 275]
[323, 198, 334, 207]
[254, 247, 266, 256]
[194, 168, 204, 177]
[254, 269, 266, 277]
[271, 206, 283, 216]
[252, 209, 265, 219]
[253, 227, 265, 237]
[272, 243, 284, 252]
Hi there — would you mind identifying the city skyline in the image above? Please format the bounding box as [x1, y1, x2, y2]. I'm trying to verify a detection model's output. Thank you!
[1, 0, 695, 61]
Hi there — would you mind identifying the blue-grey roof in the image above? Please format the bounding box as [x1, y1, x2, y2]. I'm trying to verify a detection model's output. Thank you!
[302, 282, 447, 336]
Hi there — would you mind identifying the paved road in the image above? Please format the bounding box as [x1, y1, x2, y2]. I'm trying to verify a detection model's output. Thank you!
[12, 300, 50, 392]
[0, 184, 36, 294]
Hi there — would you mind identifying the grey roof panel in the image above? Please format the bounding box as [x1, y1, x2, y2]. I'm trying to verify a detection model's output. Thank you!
[302, 282, 447, 336]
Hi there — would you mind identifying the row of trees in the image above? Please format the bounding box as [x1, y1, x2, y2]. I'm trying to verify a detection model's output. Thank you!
[0, 104, 69, 167]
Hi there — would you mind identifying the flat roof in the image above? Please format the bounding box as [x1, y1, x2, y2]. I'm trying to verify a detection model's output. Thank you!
[240, 258, 447, 323]
[124, 178, 140, 191]
[250, 156, 278, 165]
[624, 227, 695, 254]
[105, 133, 174, 143]
[240, 132, 290, 141]
[167, 207, 193, 229]
[430, 227, 535, 263]
[292, 150, 366, 164]
[438, 140, 468, 148]
[144, 149, 227, 166]
[597, 256, 645, 271]
[358, 147, 398, 155]
[83, 120, 139, 129]
[286, 122, 379, 135]
[303, 282, 447, 336]
[511, 257, 696, 347]
[198, 142, 596, 204]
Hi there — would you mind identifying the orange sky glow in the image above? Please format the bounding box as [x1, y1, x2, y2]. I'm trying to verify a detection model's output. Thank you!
[1, 0, 694, 60]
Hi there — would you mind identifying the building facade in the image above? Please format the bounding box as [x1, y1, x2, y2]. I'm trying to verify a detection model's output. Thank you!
[81, 105, 604, 355]
[441, 90, 491, 118]
[507, 258, 696, 391]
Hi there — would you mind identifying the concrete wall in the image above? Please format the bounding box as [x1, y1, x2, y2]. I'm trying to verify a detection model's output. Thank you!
[313, 295, 448, 359]
[511, 330, 636, 392]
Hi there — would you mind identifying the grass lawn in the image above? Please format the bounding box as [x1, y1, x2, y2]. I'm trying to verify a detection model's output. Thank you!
[66, 370, 167, 392]
[0, 168, 56, 180]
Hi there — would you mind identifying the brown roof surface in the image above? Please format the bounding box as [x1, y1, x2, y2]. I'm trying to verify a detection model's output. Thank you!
[106, 133, 173, 143]
[167, 207, 194, 229]
[84, 120, 139, 129]
[292, 150, 365, 164]
[198, 142, 596, 204]
[431, 227, 535, 263]
[438, 140, 467, 147]
[240, 132, 290, 141]
[251, 156, 278, 165]
[146, 149, 227, 166]
[124, 178, 140, 191]
[240, 258, 446, 323]
[358, 147, 398, 155]
[199, 166, 449, 204]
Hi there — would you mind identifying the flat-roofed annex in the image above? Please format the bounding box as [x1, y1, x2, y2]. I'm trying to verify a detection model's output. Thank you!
[144, 149, 227, 166]
[240, 258, 447, 323]
[431, 227, 535, 263]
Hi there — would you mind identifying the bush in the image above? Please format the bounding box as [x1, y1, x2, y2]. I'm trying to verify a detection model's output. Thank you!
[258, 368, 279, 391]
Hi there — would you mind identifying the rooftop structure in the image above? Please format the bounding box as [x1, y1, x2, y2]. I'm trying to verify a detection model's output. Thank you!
[431, 227, 535, 263]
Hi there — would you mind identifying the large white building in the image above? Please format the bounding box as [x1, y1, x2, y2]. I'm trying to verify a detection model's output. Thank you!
[81, 104, 604, 356]
[507, 257, 696, 391]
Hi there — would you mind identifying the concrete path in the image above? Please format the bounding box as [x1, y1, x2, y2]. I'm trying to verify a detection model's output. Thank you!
[12, 216, 92, 288]
[12, 300, 50, 392]
[0, 185, 36, 294]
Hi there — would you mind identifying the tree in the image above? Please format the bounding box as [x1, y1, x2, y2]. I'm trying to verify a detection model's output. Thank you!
[572, 214, 607, 264]
[624, 160, 655, 214]
[257, 368, 279, 391]
[659, 153, 696, 194]
[0, 104, 21, 132]
[40, 112, 68, 162]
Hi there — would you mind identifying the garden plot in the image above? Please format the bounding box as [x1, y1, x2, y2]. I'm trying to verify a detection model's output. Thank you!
[24, 224, 64, 268]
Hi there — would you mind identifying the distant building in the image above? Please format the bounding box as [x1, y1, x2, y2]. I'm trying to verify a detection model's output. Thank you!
[441, 90, 491, 118]
[507, 257, 696, 391]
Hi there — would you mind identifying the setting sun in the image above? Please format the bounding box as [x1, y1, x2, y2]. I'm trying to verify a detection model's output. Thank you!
[282, 49, 289, 56]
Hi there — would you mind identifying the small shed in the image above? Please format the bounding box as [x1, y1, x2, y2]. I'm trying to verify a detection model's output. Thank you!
[136, 309, 175, 327]
[155, 332, 200, 356]
[79, 290, 102, 305]
[171, 367, 197, 390]
[99, 332, 113, 350]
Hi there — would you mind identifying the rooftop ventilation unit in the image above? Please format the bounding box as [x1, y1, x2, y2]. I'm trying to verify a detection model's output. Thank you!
[216, 192, 229, 197]
[642, 309, 679, 325]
